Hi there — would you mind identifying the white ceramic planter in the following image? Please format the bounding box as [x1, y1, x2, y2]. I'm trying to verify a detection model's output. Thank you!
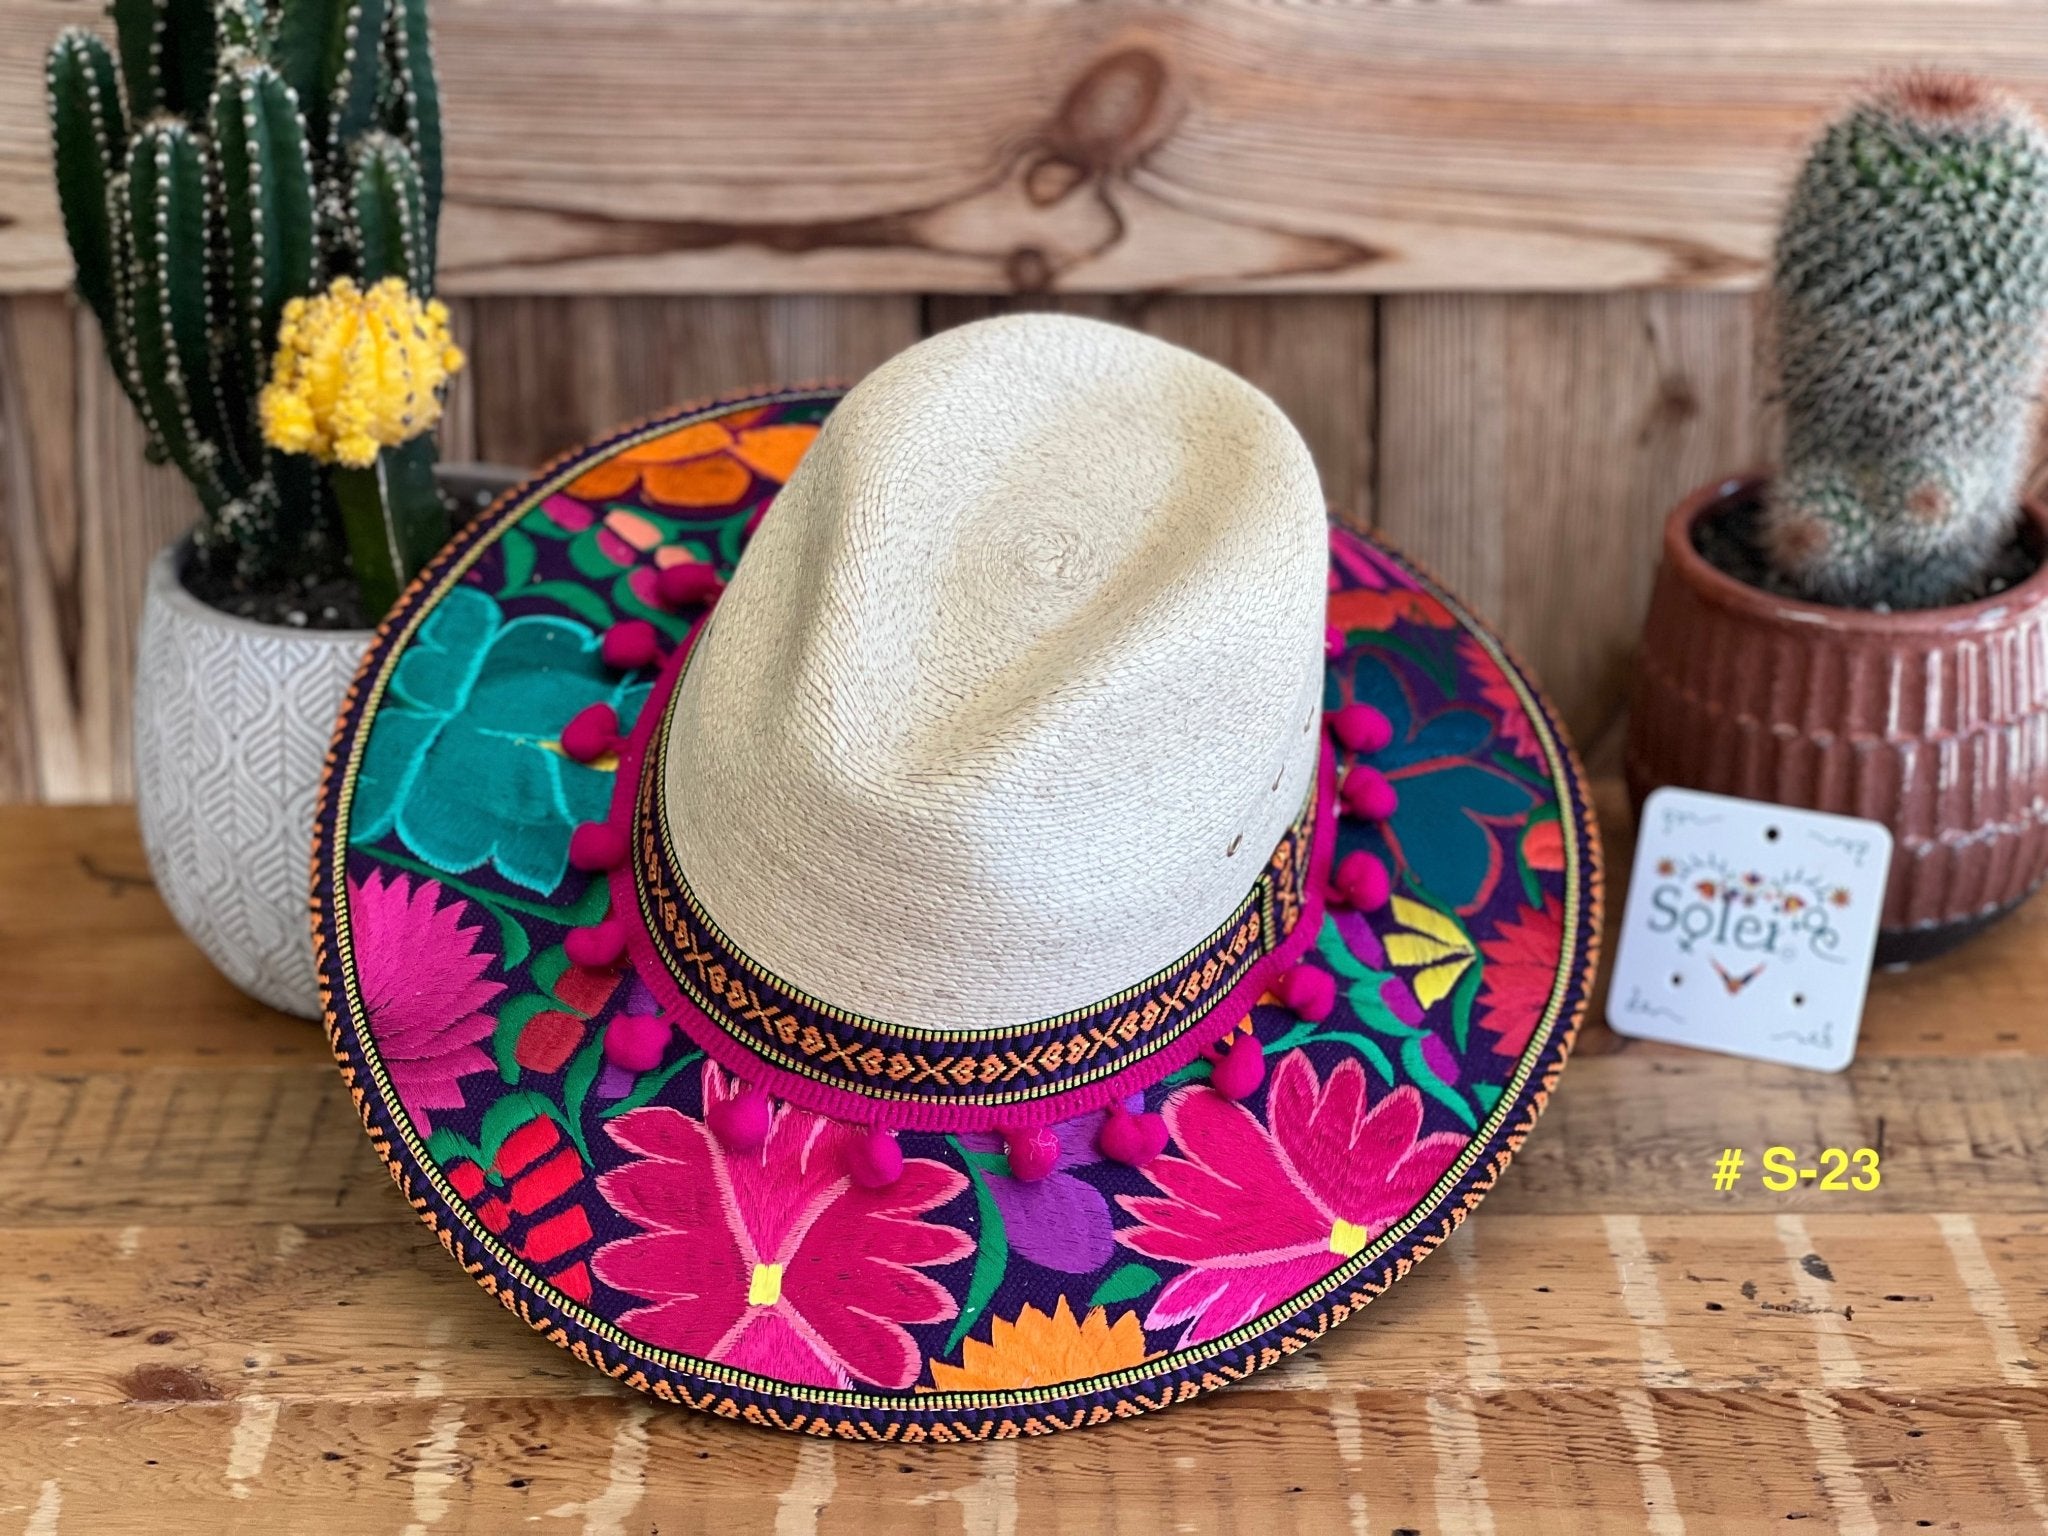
[133, 541, 371, 1017]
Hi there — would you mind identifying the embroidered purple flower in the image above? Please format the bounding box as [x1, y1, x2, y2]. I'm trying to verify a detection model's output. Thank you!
[595, 974, 664, 1100]
[959, 1102, 1129, 1275]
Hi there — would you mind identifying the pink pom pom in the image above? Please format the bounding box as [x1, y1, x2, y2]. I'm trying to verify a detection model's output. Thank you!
[1340, 764, 1399, 822]
[1324, 625, 1346, 662]
[1278, 964, 1337, 1022]
[655, 562, 724, 609]
[708, 1083, 772, 1153]
[1097, 1103, 1168, 1168]
[1330, 704, 1393, 755]
[600, 620, 660, 670]
[604, 1013, 668, 1074]
[1208, 1031, 1267, 1102]
[560, 703, 620, 763]
[565, 918, 627, 969]
[1004, 1125, 1060, 1183]
[1333, 850, 1392, 912]
[568, 821, 629, 872]
[846, 1126, 904, 1189]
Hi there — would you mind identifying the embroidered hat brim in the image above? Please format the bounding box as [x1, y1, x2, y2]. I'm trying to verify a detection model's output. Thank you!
[314, 386, 1602, 1438]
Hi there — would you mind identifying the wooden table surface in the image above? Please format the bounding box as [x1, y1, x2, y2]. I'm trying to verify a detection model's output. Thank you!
[1, 793, 2043, 1534]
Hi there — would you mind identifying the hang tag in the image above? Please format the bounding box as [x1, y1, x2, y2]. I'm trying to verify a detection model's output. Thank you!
[1607, 788, 1893, 1072]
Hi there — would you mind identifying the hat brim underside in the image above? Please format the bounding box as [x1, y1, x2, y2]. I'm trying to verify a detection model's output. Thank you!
[313, 387, 1603, 1439]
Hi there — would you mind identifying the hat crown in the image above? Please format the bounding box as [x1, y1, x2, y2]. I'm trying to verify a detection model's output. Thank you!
[660, 314, 1328, 1031]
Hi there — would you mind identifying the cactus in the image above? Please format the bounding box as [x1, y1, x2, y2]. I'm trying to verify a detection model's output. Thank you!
[1762, 74, 2048, 610]
[45, 0, 453, 613]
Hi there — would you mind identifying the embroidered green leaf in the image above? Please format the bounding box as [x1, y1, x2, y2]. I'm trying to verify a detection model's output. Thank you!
[945, 1137, 1010, 1354]
[1401, 1036, 1476, 1130]
[1264, 1020, 1320, 1055]
[1472, 1081, 1504, 1115]
[1307, 1030, 1396, 1084]
[1513, 802, 1563, 908]
[1316, 918, 1375, 981]
[600, 1049, 704, 1119]
[1491, 750, 1554, 791]
[1343, 981, 1426, 1041]
[497, 527, 536, 594]
[1449, 961, 1485, 1054]
[559, 1034, 605, 1164]
[1088, 1263, 1161, 1309]
[1163, 1055, 1212, 1087]
[1164, 1018, 1317, 1087]
[532, 942, 571, 1003]
[490, 899, 532, 970]
[359, 846, 612, 942]
[491, 993, 553, 1084]
[426, 1124, 487, 1171]
[569, 525, 630, 581]
[1359, 632, 1456, 696]
[475, 1091, 571, 1182]
[713, 509, 753, 569]
[521, 510, 576, 541]
[522, 579, 617, 629]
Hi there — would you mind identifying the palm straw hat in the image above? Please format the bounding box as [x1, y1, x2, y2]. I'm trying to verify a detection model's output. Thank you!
[315, 314, 1601, 1438]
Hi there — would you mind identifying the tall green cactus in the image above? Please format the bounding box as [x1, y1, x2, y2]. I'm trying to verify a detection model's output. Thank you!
[46, 0, 451, 610]
[1762, 74, 2048, 610]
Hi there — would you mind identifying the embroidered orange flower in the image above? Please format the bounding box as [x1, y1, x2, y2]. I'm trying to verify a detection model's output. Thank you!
[928, 1297, 1148, 1391]
[563, 409, 819, 509]
[1328, 585, 1454, 634]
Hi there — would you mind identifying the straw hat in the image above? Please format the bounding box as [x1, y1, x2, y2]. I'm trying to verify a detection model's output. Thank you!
[316, 315, 1600, 1437]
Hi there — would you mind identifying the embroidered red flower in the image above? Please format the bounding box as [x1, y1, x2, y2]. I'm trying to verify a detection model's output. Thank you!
[592, 1065, 971, 1389]
[1114, 1052, 1465, 1346]
[1329, 585, 1455, 635]
[1457, 633, 1544, 761]
[1474, 900, 1565, 1059]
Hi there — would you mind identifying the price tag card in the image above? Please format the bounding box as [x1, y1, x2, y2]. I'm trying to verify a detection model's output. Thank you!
[1607, 788, 1893, 1073]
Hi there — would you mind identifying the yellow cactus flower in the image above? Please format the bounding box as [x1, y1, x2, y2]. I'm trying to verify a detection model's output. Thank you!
[258, 276, 464, 468]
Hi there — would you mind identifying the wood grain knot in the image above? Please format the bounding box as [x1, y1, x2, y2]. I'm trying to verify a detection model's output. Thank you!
[118, 1363, 225, 1402]
[1032, 47, 1177, 195]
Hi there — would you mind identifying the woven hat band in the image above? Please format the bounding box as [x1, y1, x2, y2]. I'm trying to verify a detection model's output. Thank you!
[613, 622, 1337, 1131]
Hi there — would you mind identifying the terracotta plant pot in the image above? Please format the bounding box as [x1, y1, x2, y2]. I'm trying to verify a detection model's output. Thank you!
[1626, 474, 2048, 965]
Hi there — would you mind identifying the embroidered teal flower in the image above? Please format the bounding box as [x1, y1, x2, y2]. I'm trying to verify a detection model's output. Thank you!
[1329, 651, 1539, 914]
[352, 585, 649, 894]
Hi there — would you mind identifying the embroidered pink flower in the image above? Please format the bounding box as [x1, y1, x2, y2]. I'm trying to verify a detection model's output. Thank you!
[593, 1065, 972, 1389]
[350, 868, 503, 1136]
[1116, 1051, 1466, 1345]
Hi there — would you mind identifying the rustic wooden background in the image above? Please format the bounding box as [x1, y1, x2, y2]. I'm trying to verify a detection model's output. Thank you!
[7, 793, 2048, 1530]
[6, 0, 2048, 803]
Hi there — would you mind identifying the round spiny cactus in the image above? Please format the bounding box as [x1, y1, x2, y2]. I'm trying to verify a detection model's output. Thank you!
[1763, 72, 2048, 609]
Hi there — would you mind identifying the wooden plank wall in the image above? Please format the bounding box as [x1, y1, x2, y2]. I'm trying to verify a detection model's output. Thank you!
[8, 0, 2048, 803]
[1, 289, 1769, 801]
